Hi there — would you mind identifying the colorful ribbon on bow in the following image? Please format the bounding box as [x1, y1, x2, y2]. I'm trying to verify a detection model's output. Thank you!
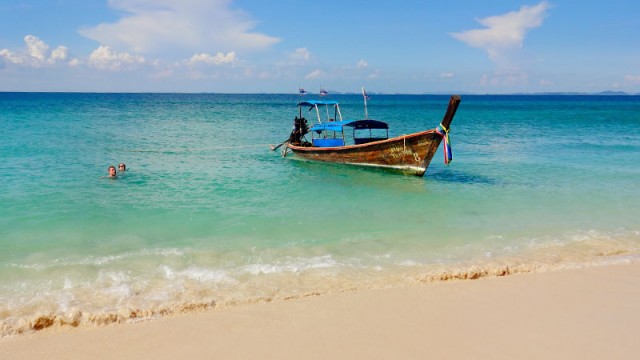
[435, 123, 452, 165]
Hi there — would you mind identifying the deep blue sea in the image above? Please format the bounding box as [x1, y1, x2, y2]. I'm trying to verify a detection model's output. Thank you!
[1, 93, 639, 335]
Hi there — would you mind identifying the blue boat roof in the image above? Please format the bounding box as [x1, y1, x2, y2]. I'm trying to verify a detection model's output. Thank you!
[310, 120, 354, 132]
[298, 100, 339, 107]
[310, 119, 389, 132]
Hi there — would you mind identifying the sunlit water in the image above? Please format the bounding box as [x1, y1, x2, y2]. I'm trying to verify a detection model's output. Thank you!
[1, 93, 639, 335]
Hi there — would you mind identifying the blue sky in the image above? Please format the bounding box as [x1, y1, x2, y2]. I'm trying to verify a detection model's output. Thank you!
[1, 0, 639, 93]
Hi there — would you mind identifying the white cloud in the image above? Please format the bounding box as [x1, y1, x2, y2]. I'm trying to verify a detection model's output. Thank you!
[79, 0, 280, 56]
[0, 49, 24, 65]
[440, 72, 454, 78]
[356, 60, 368, 69]
[50, 46, 69, 63]
[305, 69, 325, 80]
[0, 35, 74, 67]
[451, 1, 550, 61]
[539, 79, 554, 86]
[187, 52, 236, 65]
[88, 45, 146, 71]
[288, 48, 310, 64]
[25, 35, 49, 61]
[367, 72, 380, 80]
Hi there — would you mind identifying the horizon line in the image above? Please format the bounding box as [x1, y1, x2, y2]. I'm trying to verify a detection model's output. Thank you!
[1, 90, 639, 96]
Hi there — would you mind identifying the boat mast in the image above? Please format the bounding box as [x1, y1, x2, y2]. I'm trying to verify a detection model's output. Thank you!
[314, 104, 321, 123]
[362, 87, 369, 119]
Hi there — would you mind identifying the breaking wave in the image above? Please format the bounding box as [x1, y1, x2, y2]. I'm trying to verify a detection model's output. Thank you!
[2, 231, 638, 337]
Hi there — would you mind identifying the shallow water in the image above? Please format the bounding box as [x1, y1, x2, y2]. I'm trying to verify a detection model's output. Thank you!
[1, 93, 639, 335]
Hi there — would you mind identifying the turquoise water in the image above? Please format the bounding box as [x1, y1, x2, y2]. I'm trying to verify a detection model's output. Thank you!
[1, 93, 639, 334]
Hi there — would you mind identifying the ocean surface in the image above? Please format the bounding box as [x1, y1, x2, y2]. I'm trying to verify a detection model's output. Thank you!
[1, 93, 639, 335]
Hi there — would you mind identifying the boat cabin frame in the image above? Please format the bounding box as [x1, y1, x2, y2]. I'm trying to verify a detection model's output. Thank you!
[309, 119, 389, 147]
[297, 100, 389, 147]
[298, 100, 343, 124]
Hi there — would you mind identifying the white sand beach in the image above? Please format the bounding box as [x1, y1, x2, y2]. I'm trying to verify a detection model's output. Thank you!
[2, 262, 639, 359]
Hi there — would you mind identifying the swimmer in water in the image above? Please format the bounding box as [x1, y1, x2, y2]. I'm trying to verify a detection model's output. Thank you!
[108, 165, 117, 178]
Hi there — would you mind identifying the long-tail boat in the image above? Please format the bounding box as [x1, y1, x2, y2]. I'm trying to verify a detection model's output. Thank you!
[274, 94, 461, 177]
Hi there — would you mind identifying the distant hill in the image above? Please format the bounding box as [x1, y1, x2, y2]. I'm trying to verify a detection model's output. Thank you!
[596, 91, 630, 95]
[527, 91, 633, 96]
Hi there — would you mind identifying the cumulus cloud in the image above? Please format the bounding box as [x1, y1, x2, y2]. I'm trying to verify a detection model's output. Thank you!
[0, 49, 23, 65]
[79, 0, 280, 56]
[187, 51, 236, 65]
[25, 35, 49, 61]
[0, 35, 76, 67]
[88, 45, 146, 71]
[451, 1, 551, 61]
[50, 46, 69, 62]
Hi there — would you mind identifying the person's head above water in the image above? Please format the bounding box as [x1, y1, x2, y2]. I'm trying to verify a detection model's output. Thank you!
[108, 165, 117, 178]
[118, 163, 126, 171]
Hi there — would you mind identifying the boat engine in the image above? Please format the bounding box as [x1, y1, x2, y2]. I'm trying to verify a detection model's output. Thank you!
[288, 117, 310, 145]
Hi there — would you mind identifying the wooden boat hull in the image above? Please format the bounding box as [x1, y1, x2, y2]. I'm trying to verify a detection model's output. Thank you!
[286, 129, 444, 176]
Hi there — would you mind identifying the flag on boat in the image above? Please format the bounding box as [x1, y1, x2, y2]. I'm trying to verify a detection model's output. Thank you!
[320, 88, 328, 96]
[362, 87, 370, 119]
[361, 87, 370, 100]
[436, 123, 453, 165]
[298, 87, 306, 95]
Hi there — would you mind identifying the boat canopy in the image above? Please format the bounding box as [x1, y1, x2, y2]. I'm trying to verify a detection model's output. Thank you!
[344, 119, 388, 130]
[310, 119, 388, 133]
[310, 120, 353, 132]
[298, 100, 340, 107]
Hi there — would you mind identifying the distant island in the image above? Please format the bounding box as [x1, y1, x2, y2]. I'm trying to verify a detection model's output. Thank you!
[520, 91, 637, 96]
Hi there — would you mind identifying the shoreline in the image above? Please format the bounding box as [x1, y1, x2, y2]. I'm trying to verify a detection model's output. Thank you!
[2, 254, 635, 337]
[2, 262, 639, 359]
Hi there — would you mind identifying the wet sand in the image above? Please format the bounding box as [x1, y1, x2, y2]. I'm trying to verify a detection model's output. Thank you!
[2, 262, 639, 359]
